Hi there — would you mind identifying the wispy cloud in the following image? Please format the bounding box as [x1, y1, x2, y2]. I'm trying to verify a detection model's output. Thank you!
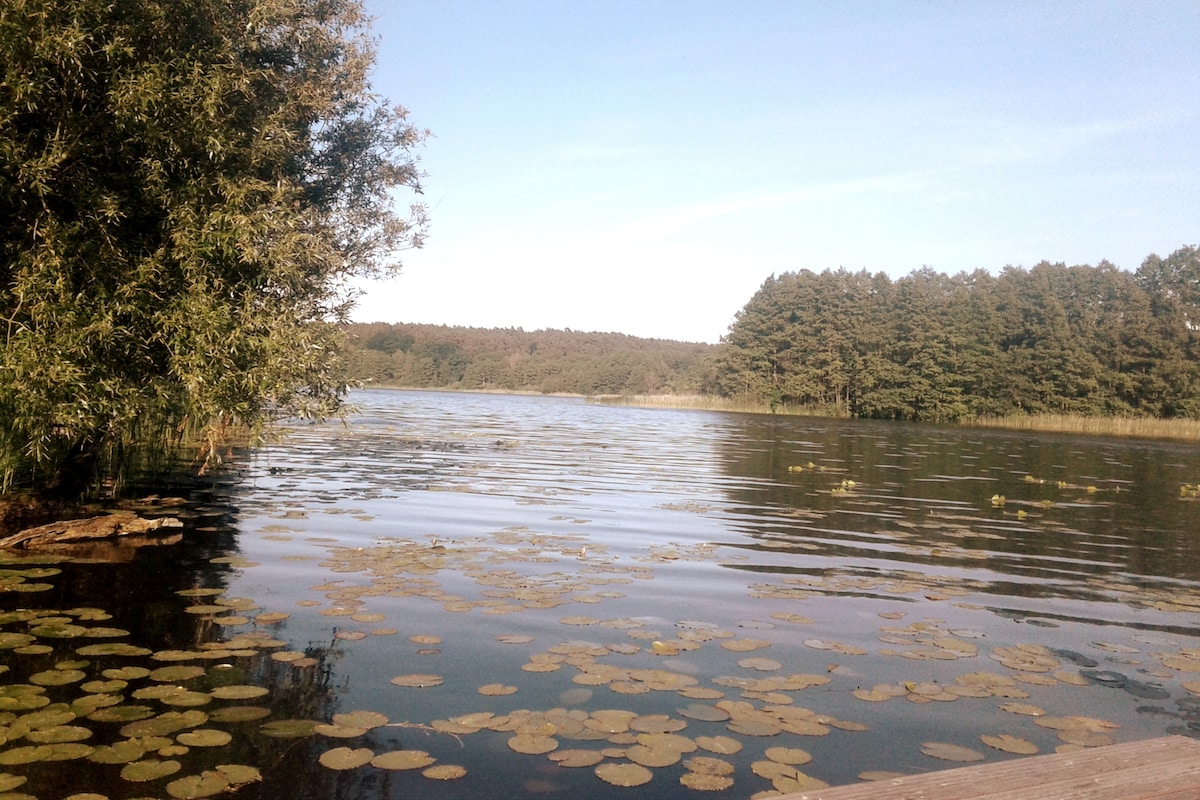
[601, 169, 939, 245]
[955, 114, 1165, 169]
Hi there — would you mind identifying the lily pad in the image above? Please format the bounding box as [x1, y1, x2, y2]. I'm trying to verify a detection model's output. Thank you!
[0, 745, 54, 766]
[208, 706, 271, 723]
[165, 772, 229, 799]
[176, 729, 232, 747]
[389, 674, 444, 688]
[121, 758, 182, 782]
[478, 683, 518, 696]
[0, 774, 26, 792]
[149, 666, 206, 683]
[77, 643, 152, 657]
[680, 772, 734, 791]
[695, 735, 743, 755]
[333, 710, 389, 729]
[920, 742, 985, 762]
[765, 746, 812, 765]
[87, 741, 148, 764]
[208, 685, 269, 701]
[29, 669, 86, 686]
[370, 750, 436, 770]
[27, 725, 93, 744]
[981, 734, 1038, 754]
[548, 749, 605, 767]
[318, 747, 374, 770]
[120, 710, 208, 738]
[214, 764, 261, 785]
[87, 705, 156, 723]
[595, 762, 653, 787]
[314, 723, 369, 738]
[508, 734, 558, 754]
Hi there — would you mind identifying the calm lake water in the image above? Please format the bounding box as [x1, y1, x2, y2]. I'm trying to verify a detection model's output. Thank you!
[4, 389, 1200, 799]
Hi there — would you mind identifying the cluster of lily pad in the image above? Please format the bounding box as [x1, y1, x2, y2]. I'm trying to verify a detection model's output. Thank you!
[8, 464, 1200, 800]
[227, 510, 1200, 789]
[0, 586, 275, 798]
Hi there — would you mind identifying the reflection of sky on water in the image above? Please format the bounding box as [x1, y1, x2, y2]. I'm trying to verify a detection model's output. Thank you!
[207, 389, 1200, 795]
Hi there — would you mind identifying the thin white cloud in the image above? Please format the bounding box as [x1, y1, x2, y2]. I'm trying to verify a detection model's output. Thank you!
[955, 114, 1165, 169]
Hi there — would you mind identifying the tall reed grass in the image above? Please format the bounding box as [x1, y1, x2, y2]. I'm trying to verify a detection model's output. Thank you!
[592, 395, 1200, 441]
[589, 394, 839, 416]
[968, 413, 1200, 441]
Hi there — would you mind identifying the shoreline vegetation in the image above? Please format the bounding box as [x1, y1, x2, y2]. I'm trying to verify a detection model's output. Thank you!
[592, 393, 1200, 441]
[360, 385, 1200, 442]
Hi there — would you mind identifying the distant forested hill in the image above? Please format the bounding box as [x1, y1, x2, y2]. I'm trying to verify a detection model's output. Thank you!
[342, 323, 715, 395]
[710, 246, 1200, 421]
[345, 246, 1200, 420]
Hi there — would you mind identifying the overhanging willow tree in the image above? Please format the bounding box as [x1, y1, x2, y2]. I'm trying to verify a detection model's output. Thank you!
[0, 0, 427, 495]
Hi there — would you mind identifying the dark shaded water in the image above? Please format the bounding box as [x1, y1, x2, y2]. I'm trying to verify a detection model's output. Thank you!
[3, 389, 1200, 799]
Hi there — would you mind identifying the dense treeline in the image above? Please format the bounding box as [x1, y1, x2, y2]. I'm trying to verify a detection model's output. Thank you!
[710, 246, 1200, 421]
[344, 323, 714, 395]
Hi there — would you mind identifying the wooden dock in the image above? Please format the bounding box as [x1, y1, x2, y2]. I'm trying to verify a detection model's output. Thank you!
[778, 735, 1200, 800]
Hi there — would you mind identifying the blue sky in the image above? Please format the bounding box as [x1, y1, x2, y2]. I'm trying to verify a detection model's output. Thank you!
[353, 1, 1199, 343]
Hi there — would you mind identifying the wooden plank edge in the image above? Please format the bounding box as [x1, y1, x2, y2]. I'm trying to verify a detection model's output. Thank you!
[775, 736, 1200, 800]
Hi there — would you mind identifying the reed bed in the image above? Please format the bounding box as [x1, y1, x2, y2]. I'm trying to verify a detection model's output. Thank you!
[968, 413, 1200, 441]
[589, 394, 838, 416]
[592, 395, 1200, 441]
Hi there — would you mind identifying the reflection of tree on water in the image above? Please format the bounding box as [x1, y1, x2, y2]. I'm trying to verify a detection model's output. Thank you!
[222, 641, 343, 800]
[0, 477, 348, 800]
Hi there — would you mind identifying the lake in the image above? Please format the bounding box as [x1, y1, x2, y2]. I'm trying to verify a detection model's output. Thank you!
[3, 388, 1200, 799]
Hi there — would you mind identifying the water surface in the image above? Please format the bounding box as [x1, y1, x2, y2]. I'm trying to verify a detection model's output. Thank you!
[4, 389, 1200, 799]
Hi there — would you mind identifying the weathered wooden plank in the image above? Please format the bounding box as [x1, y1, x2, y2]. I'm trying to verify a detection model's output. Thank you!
[778, 736, 1200, 800]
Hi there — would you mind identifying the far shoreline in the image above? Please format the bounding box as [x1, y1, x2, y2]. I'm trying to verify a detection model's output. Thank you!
[352, 385, 1200, 443]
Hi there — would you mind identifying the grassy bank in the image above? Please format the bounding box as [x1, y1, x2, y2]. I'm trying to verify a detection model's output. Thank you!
[591, 394, 1200, 441]
[967, 413, 1200, 441]
[590, 394, 843, 416]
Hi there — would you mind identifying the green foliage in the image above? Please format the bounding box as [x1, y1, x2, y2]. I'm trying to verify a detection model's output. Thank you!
[342, 323, 714, 396]
[1, 0, 427, 494]
[712, 248, 1200, 422]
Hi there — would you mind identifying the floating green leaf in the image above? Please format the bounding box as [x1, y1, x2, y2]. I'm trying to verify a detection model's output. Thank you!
[208, 706, 271, 723]
[88, 705, 156, 723]
[27, 725, 92, 743]
[0, 745, 54, 766]
[318, 747, 374, 770]
[0, 774, 26, 792]
[81, 679, 127, 694]
[920, 742, 985, 762]
[87, 740, 148, 764]
[0, 685, 48, 712]
[165, 773, 229, 799]
[44, 742, 95, 761]
[120, 710, 208, 738]
[121, 759, 182, 782]
[29, 623, 88, 638]
[389, 674, 444, 688]
[370, 750, 436, 770]
[29, 669, 86, 686]
[176, 729, 232, 747]
[0, 633, 36, 649]
[595, 762, 653, 787]
[209, 685, 268, 701]
[149, 666, 206, 683]
[77, 643, 152, 657]
[214, 764, 261, 785]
